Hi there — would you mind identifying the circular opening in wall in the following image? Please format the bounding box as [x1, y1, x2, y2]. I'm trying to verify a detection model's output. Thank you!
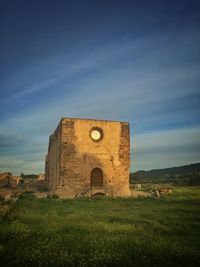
[90, 127, 103, 142]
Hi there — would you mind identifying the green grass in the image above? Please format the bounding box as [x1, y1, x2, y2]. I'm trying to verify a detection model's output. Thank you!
[0, 187, 200, 267]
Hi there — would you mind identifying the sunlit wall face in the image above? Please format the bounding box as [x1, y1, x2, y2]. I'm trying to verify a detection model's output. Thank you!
[0, 0, 200, 174]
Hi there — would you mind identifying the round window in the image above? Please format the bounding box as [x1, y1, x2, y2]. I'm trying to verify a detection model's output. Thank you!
[90, 127, 103, 142]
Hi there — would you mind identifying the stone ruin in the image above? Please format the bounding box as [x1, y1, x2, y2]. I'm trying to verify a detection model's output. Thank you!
[45, 118, 131, 198]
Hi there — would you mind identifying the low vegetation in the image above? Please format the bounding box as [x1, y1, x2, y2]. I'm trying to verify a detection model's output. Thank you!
[0, 187, 200, 267]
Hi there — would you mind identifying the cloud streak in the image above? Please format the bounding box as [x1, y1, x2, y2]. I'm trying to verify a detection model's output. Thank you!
[132, 127, 200, 171]
[0, 1, 200, 174]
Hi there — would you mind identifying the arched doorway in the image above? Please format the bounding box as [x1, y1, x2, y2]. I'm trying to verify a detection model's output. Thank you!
[90, 168, 103, 188]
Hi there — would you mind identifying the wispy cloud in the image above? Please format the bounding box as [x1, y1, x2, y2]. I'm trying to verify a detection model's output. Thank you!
[132, 127, 200, 171]
[0, 2, 199, 174]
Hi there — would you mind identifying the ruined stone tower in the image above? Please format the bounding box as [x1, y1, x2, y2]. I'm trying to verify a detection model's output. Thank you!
[45, 118, 130, 198]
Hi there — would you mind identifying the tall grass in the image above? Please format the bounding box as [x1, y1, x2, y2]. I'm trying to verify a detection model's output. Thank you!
[0, 187, 200, 267]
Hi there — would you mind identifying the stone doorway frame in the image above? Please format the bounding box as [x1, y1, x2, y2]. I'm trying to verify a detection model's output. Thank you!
[90, 167, 105, 196]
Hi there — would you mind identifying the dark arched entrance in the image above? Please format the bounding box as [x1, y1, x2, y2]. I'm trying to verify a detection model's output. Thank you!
[90, 168, 103, 188]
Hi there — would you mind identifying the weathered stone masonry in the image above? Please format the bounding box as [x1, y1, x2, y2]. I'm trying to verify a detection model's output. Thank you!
[45, 118, 131, 198]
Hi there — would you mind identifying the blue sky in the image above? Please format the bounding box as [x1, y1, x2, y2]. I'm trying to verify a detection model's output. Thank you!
[0, 0, 200, 174]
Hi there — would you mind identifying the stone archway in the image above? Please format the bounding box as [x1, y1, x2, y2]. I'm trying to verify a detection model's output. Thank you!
[90, 168, 103, 188]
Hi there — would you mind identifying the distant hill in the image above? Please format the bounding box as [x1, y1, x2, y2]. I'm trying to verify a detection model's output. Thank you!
[130, 163, 200, 185]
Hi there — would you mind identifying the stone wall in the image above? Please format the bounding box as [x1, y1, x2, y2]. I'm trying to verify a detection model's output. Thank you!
[45, 118, 130, 198]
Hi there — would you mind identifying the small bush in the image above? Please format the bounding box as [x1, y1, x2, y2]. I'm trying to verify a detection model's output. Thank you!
[50, 194, 60, 199]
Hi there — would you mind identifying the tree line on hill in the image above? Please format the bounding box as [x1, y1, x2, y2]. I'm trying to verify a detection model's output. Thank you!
[130, 163, 200, 185]
[20, 173, 38, 179]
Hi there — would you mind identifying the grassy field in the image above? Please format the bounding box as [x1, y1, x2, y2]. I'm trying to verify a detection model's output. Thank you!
[0, 187, 200, 267]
